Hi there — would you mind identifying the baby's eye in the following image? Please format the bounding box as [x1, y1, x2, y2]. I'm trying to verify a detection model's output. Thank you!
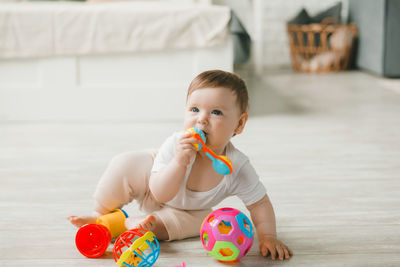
[211, 110, 222, 115]
[191, 107, 199, 112]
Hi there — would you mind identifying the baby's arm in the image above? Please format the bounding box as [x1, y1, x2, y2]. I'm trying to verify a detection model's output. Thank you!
[247, 195, 293, 260]
[149, 131, 199, 203]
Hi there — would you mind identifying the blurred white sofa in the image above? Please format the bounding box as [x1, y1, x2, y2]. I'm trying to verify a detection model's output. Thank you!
[0, 1, 233, 122]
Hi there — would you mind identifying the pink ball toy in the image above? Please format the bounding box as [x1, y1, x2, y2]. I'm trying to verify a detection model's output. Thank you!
[200, 207, 254, 262]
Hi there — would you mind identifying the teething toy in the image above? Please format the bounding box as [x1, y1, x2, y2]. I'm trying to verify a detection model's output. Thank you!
[200, 207, 254, 262]
[185, 128, 206, 151]
[185, 127, 233, 175]
[113, 228, 160, 267]
[75, 209, 128, 258]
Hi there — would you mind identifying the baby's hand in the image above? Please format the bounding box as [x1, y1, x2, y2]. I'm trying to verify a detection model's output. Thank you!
[174, 131, 200, 167]
[259, 235, 292, 261]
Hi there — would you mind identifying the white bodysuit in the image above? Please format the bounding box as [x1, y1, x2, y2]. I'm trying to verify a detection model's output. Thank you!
[151, 131, 267, 210]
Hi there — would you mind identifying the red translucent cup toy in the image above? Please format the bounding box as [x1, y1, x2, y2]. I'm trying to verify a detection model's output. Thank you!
[75, 209, 128, 258]
[75, 223, 111, 258]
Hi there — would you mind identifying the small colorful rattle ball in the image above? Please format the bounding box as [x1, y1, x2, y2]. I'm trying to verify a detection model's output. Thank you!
[200, 207, 254, 262]
[113, 228, 160, 267]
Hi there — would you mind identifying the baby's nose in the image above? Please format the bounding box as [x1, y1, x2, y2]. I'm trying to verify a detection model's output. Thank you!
[197, 112, 208, 124]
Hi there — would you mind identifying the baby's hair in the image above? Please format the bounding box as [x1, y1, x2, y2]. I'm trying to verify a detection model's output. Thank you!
[186, 70, 249, 114]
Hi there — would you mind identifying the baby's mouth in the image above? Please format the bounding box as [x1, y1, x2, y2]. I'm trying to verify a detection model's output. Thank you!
[194, 127, 208, 141]
[204, 132, 211, 145]
[197, 129, 208, 140]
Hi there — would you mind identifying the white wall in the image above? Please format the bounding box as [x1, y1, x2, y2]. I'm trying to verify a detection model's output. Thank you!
[214, 0, 349, 70]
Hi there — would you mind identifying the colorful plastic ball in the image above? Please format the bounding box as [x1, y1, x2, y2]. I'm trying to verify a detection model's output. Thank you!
[113, 228, 160, 267]
[200, 207, 254, 262]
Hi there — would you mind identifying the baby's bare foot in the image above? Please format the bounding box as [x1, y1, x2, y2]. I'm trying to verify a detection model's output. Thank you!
[125, 214, 169, 240]
[68, 215, 97, 228]
[125, 215, 156, 231]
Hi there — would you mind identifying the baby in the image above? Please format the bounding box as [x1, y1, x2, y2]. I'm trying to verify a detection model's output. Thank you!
[69, 70, 292, 260]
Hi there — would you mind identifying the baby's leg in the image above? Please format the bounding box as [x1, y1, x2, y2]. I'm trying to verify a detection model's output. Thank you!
[68, 150, 158, 228]
[128, 206, 212, 241]
[68, 215, 98, 228]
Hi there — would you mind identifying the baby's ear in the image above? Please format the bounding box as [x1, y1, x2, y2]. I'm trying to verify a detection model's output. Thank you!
[234, 112, 249, 135]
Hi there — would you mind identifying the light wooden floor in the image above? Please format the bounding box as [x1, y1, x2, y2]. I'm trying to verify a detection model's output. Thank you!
[1, 69, 400, 266]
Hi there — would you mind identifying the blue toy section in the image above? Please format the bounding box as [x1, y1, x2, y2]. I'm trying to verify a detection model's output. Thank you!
[235, 213, 253, 239]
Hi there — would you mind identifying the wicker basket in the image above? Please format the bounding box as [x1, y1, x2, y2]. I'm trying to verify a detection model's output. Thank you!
[287, 18, 358, 73]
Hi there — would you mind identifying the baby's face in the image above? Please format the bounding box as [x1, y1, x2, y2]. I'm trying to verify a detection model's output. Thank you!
[184, 87, 245, 153]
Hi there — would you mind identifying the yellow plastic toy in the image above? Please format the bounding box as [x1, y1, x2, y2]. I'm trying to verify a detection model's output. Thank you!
[96, 208, 128, 238]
